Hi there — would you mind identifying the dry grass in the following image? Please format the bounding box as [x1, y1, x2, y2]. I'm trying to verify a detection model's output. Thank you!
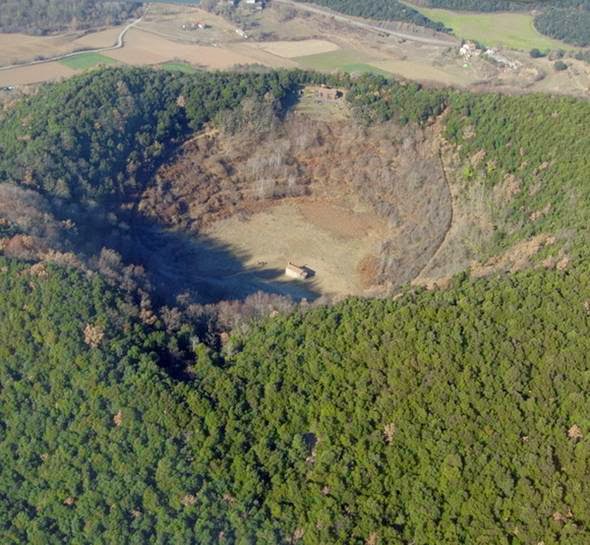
[370, 58, 469, 86]
[207, 199, 387, 297]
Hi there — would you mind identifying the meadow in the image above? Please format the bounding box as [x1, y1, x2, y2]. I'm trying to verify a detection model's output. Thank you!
[413, 6, 567, 50]
[59, 52, 118, 70]
[294, 49, 392, 76]
[159, 61, 198, 73]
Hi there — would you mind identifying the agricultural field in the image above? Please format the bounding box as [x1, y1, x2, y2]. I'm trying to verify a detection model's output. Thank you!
[259, 39, 339, 58]
[413, 6, 568, 50]
[293, 49, 370, 70]
[103, 28, 262, 68]
[0, 0, 588, 97]
[293, 49, 392, 76]
[0, 62, 76, 86]
[293, 49, 392, 77]
[371, 58, 466, 85]
[60, 52, 118, 70]
[0, 25, 125, 66]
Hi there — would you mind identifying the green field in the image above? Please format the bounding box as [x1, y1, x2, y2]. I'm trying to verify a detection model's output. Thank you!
[294, 50, 392, 77]
[60, 52, 118, 70]
[413, 7, 567, 50]
[160, 62, 198, 74]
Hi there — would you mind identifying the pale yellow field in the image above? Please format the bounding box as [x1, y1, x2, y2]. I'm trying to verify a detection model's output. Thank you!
[0, 62, 76, 85]
[104, 28, 258, 68]
[370, 59, 474, 86]
[70, 26, 124, 49]
[227, 43, 297, 68]
[259, 39, 339, 58]
[0, 26, 125, 66]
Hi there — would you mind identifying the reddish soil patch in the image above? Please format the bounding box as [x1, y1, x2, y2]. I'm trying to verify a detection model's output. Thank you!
[297, 200, 383, 239]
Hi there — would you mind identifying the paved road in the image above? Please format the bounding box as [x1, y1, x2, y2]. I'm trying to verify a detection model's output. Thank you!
[0, 15, 144, 72]
[274, 0, 456, 47]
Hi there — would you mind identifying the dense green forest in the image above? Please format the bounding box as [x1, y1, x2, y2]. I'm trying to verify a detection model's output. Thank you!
[1, 257, 589, 543]
[420, 0, 589, 10]
[295, 0, 448, 31]
[534, 6, 590, 47]
[1, 68, 590, 542]
[0, 0, 142, 35]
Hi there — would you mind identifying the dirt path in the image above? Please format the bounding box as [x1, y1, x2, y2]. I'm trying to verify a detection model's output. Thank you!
[412, 147, 456, 285]
[274, 0, 456, 47]
[0, 14, 145, 71]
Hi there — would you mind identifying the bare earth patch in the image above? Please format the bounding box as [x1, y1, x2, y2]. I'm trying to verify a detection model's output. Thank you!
[205, 199, 387, 297]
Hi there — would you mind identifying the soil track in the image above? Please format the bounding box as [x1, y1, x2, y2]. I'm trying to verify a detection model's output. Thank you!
[105, 28, 258, 68]
[0, 15, 143, 71]
[274, 0, 456, 46]
[411, 147, 456, 286]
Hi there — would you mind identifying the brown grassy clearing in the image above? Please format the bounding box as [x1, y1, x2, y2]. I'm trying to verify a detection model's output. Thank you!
[207, 199, 387, 297]
[370, 58, 468, 86]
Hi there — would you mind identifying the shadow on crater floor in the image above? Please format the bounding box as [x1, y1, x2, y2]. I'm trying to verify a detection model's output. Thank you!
[123, 219, 321, 304]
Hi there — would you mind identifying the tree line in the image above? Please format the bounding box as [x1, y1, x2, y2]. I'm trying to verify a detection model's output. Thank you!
[0, 0, 142, 35]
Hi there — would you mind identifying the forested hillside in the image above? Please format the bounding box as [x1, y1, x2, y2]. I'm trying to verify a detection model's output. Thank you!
[1, 68, 590, 543]
[1, 257, 589, 544]
[0, 0, 142, 35]
[348, 77, 590, 258]
[0, 67, 314, 204]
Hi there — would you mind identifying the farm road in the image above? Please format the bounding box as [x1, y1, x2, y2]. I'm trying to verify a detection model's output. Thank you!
[0, 14, 145, 71]
[274, 0, 456, 47]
